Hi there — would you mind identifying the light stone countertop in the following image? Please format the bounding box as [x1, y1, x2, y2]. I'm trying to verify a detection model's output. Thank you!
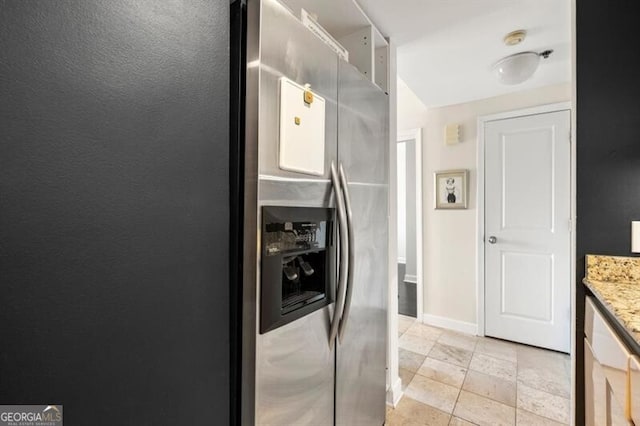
[584, 254, 640, 346]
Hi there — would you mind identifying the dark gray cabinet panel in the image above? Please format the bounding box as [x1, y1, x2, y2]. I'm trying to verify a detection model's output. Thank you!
[0, 1, 230, 424]
[576, 2, 640, 425]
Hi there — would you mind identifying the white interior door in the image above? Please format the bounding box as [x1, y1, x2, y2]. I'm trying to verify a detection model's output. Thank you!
[484, 110, 571, 353]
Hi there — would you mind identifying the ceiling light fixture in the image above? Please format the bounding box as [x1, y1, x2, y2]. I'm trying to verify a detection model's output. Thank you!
[503, 30, 527, 46]
[492, 49, 553, 85]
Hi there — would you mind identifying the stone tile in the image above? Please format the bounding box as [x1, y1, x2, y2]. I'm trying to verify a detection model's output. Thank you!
[386, 404, 394, 417]
[516, 382, 570, 424]
[400, 348, 427, 374]
[393, 396, 451, 426]
[475, 338, 518, 363]
[517, 345, 568, 374]
[449, 417, 477, 426]
[563, 357, 571, 378]
[400, 333, 437, 356]
[517, 365, 571, 398]
[391, 336, 571, 426]
[399, 315, 416, 335]
[405, 322, 444, 340]
[462, 370, 516, 407]
[429, 343, 473, 368]
[404, 374, 460, 414]
[438, 331, 478, 351]
[417, 357, 467, 388]
[516, 408, 566, 425]
[385, 410, 426, 426]
[453, 390, 515, 426]
[399, 368, 415, 391]
[469, 352, 516, 382]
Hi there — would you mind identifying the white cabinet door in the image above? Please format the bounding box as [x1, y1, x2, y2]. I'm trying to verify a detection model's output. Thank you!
[629, 356, 640, 425]
[585, 338, 608, 426]
[485, 110, 571, 352]
[585, 297, 633, 425]
[585, 339, 630, 426]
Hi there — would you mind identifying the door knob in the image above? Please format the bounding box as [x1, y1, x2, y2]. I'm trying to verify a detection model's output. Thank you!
[488, 236, 497, 244]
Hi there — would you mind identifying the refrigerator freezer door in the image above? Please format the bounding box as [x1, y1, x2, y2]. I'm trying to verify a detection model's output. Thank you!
[257, 0, 338, 181]
[336, 60, 389, 426]
[253, 0, 338, 424]
[256, 307, 335, 426]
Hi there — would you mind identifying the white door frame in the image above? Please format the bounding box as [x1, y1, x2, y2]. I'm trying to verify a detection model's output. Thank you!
[397, 128, 424, 322]
[476, 101, 575, 338]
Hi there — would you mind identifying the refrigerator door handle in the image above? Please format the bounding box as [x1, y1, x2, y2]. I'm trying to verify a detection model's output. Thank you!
[329, 161, 348, 349]
[337, 163, 355, 342]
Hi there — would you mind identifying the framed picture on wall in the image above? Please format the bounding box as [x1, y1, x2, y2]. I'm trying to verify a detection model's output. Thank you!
[434, 169, 469, 209]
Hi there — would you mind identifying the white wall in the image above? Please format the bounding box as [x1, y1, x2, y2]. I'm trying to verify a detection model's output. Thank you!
[404, 141, 417, 280]
[397, 78, 429, 132]
[397, 78, 571, 327]
[396, 143, 407, 263]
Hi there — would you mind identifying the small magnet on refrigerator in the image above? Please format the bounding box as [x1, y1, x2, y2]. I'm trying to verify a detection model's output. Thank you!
[303, 90, 314, 105]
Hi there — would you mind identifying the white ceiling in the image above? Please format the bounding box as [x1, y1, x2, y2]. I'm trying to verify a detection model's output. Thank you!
[357, 0, 572, 107]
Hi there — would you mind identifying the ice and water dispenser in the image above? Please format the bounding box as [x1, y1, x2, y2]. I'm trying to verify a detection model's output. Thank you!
[260, 206, 335, 333]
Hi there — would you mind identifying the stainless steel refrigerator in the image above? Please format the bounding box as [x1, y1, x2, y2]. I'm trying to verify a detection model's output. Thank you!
[237, 0, 389, 424]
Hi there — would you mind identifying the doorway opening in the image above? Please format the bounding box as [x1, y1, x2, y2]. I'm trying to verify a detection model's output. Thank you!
[396, 129, 423, 321]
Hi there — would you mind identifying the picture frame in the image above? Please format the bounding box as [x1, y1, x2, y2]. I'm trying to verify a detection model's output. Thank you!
[434, 169, 469, 209]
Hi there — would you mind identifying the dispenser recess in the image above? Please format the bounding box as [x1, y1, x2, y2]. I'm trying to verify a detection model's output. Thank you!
[260, 206, 335, 333]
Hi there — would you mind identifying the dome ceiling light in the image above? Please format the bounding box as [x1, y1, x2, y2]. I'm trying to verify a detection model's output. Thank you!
[492, 29, 554, 85]
[492, 50, 553, 85]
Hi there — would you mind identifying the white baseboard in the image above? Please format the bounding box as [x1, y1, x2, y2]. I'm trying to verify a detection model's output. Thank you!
[386, 376, 403, 407]
[403, 274, 417, 283]
[397, 258, 406, 264]
[422, 313, 477, 335]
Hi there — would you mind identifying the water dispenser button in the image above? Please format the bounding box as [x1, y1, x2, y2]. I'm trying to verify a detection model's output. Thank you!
[283, 265, 298, 281]
[298, 257, 315, 276]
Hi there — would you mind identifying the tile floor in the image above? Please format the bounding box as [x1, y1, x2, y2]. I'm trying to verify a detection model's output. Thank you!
[386, 315, 571, 426]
